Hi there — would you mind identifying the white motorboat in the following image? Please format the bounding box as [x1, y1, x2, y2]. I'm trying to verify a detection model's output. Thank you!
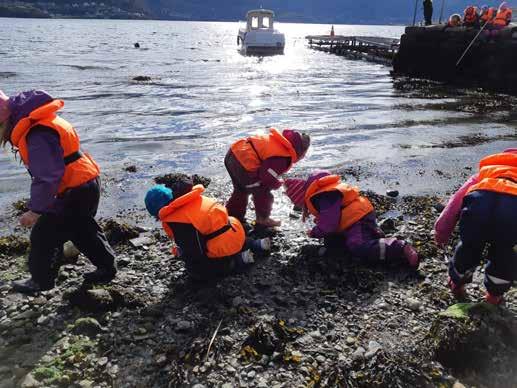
[237, 9, 285, 56]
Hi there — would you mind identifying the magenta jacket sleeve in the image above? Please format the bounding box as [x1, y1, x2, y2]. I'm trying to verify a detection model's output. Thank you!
[258, 156, 291, 190]
[434, 174, 479, 246]
[309, 192, 343, 239]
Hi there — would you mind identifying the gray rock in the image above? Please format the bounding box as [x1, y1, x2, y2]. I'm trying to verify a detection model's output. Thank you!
[316, 355, 326, 363]
[386, 190, 399, 198]
[407, 298, 422, 312]
[379, 218, 397, 233]
[352, 347, 365, 361]
[20, 374, 39, 388]
[365, 341, 382, 359]
[346, 336, 356, 345]
[176, 320, 192, 331]
[226, 365, 236, 373]
[72, 317, 104, 337]
[232, 296, 245, 308]
[247, 370, 256, 379]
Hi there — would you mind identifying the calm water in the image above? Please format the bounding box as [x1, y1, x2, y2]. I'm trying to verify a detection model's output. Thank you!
[1, 19, 516, 219]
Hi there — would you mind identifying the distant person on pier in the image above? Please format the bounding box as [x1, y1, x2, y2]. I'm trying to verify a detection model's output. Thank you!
[493, 2, 513, 27]
[447, 14, 462, 27]
[225, 128, 310, 228]
[463, 5, 480, 28]
[479, 5, 496, 25]
[0, 90, 117, 294]
[145, 177, 271, 281]
[284, 171, 420, 269]
[423, 0, 433, 25]
[434, 149, 517, 305]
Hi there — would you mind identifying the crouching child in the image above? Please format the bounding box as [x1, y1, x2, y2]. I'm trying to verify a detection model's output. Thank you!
[285, 170, 419, 268]
[145, 177, 270, 281]
[435, 149, 517, 305]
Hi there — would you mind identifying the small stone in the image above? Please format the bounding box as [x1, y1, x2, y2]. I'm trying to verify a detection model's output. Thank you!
[365, 341, 382, 359]
[36, 315, 48, 325]
[72, 317, 104, 337]
[59, 375, 71, 386]
[176, 320, 192, 331]
[192, 384, 206, 388]
[352, 347, 365, 361]
[221, 384, 233, 388]
[232, 296, 245, 308]
[98, 357, 109, 367]
[20, 373, 39, 388]
[406, 298, 422, 312]
[78, 381, 93, 388]
[386, 190, 399, 198]
[316, 355, 326, 363]
[247, 370, 256, 379]
[156, 355, 167, 366]
[226, 365, 236, 373]
[452, 382, 466, 388]
[379, 218, 396, 233]
[346, 336, 356, 345]
[309, 330, 322, 339]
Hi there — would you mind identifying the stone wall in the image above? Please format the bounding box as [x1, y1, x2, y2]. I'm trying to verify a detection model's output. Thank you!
[393, 24, 517, 94]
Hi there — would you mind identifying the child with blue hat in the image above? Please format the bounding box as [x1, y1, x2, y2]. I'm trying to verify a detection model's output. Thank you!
[145, 176, 270, 281]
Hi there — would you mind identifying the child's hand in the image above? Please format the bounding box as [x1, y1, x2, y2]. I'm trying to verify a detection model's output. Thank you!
[19, 211, 40, 228]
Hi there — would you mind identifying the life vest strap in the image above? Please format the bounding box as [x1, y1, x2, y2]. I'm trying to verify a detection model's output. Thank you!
[247, 138, 263, 162]
[64, 150, 83, 165]
[204, 222, 233, 241]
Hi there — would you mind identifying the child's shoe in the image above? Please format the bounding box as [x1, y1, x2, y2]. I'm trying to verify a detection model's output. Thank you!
[448, 277, 467, 299]
[256, 217, 282, 228]
[484, 292, 504, 305]
[241, 250, 255, 264]
[403, 244, 420, 268]
[260, 237, 272, 251]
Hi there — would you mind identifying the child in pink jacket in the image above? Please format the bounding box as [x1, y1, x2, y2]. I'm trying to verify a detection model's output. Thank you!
[434, 148, 517, 304]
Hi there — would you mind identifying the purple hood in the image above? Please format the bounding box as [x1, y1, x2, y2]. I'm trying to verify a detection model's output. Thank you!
[7, 90, 54, 139]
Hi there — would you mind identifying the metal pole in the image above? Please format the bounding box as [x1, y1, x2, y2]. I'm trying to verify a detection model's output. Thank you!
[439, 0, 446, 24]
[413, 0, 419, 25]
[456, 22, 488, 66]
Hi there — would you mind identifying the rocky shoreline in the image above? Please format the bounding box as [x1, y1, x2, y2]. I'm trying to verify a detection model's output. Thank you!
[0, 172, 516, 388]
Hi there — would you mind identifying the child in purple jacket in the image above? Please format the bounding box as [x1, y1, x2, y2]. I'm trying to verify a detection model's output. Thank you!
[0, 89, 116, 293]
[285, 170, 419, 268]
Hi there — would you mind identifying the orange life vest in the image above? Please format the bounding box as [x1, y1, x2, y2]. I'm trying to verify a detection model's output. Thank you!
[230, 128, 298, 173]
[464, 6, 479, 23]
[9, 99, 100, 194]
[304, 175, 374, 232]
[468, 153, 517, 196]
[493, 7, 512, 26]
[159, 185, 246, 259]
[481, 7, 496, 23]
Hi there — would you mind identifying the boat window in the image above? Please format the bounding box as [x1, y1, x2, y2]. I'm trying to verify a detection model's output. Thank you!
[262, 17, 270, 28]
[251, 16, 259, 28]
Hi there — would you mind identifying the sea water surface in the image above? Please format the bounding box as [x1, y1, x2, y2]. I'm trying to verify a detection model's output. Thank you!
[1, 19, 516, 219]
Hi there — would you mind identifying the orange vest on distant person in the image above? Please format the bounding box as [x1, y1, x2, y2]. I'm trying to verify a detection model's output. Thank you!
[464, 6, 479, 23]
[9, 99, 100, 194]
[481, 7, 496, 23]
[493, 7, 512, 26]
[304, 175, 374, 232]
[230, 128, 298, 172]
[159, 185, 246, 259]
[468, 153, 517, 196]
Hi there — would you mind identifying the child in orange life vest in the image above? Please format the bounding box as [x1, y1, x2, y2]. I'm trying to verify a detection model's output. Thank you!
[284, 171, 419, 268]
[434, 149, 517, 305]
[0, 90, 116, 294]
[225, 128, 310, 228]
[145, 176, 271, 280]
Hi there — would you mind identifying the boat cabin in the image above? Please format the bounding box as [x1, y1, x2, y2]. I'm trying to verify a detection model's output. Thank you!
[246, 9, 275, 31]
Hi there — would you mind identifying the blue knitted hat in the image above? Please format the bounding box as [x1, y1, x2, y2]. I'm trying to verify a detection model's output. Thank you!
[145, 185, 173, 218]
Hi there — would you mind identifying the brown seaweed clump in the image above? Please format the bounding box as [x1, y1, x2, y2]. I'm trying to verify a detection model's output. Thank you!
[0, 235, 30, 255]
[11, 199, 29, 215]
[102, 219, 141, 246]
[154, 173, 211, 189]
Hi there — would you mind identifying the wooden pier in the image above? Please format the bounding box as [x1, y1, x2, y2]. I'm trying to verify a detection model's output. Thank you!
[305, 35, 400, 65]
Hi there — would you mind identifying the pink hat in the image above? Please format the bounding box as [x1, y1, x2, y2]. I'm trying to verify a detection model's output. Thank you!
[284, 178, 306, 208]
[282, 129, 311, 160]
[0, 90, 9, 124]
[504, 148, 517, 154]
